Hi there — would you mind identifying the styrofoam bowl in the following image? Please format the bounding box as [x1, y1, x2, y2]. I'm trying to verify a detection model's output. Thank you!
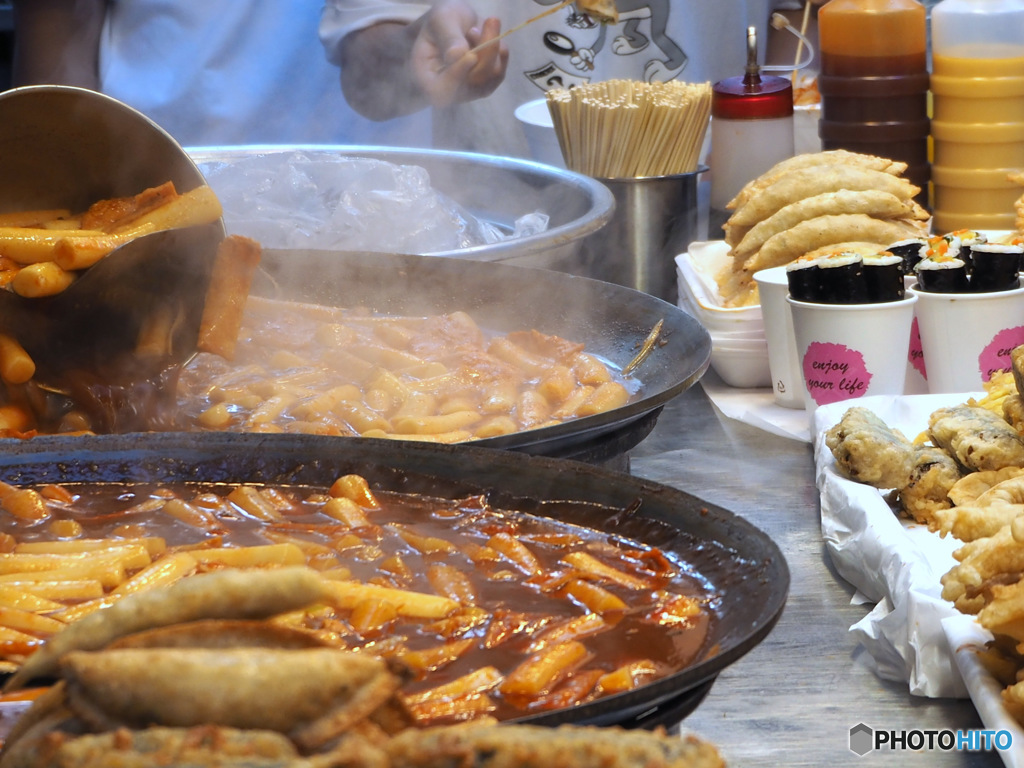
[681, 294, 763, 326]
[710, 330, 767, 343]
[676, 245, 763, 329]
[712, 337, 770, 352]
[709, 344, 771, 388]
[709, 324, 767, 340]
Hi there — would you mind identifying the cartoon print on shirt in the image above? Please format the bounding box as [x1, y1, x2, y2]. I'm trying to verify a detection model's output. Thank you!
[523, 0, 688, 93]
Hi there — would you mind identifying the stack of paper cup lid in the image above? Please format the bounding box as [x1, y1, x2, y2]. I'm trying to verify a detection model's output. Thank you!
[675, 242, 770, 388]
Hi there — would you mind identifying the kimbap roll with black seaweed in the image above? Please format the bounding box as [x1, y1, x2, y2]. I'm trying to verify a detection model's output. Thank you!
[817, 251, 869, 304]
[921, 233, 962, 263]
[951, 229, 987, 273]
[970, 242, 1022, 292]
[863, 251, 905, 302]
[786, 250, 869, 304]
[887, 237, 927, 274]
[785, 253, 821, 302]
[915, 252, 970, 293]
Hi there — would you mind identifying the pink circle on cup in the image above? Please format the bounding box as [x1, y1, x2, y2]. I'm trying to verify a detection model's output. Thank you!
[979, 326, 1024, 382]
[801, 341, 873, 406]
[909, 316, 927, 379]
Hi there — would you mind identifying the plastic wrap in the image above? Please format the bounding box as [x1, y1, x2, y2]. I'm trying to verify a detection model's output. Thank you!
[197, 150, 549, 253]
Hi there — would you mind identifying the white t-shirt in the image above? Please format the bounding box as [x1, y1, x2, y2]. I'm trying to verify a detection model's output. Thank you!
[320, 0, 776, 158]
[97, 0, 430, 148]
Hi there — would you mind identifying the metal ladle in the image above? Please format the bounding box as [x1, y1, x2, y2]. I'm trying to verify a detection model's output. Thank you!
[0, 85, 226, 391]
[0, 223, 224, 390]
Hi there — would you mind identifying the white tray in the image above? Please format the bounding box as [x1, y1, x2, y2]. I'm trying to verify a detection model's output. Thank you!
[813, 394, 1024, 768]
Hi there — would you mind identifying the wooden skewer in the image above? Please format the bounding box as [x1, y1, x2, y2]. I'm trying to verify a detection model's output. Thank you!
[624, 319, 664, 376]
[462, 0, 573, 59]
[792, 0, 813, 83]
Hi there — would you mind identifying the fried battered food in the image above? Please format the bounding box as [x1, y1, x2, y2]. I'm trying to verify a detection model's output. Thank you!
[1004, 394, 1024, 435]
[934, 475, 1024, 541]
[3, 566, 329, 692]
[928, 405, 1024, 473]
[105, 619, 334, 651]
[935, 503, 1024, 543]
[949, 468, 1024, 507]
[576, 0, 618, 23]
[2, 721, 724, 768]
[1004, 681, 1024, 726]
[715, 150, 923, 305]
[1013, 345, 1024, 397]
[725, 164, 921, 229]
[940, 518, 1024, 614]
[79, 181, 178, 232]
[60, 647, 405, 750]
[1010, 169, 1024, 235]
[898, 445, 962, 526]
[971, 475, 1024, 507]
[384, 724, 725, 768]
[730, 189, 925, 260]
[742, 213, 924, 273]
[977, 579, 1024, 646]
[0, 615, 726, 768]
[726, 149, 908, 211]
[0, 725, 314, 768]
[825, 406, 916, 489]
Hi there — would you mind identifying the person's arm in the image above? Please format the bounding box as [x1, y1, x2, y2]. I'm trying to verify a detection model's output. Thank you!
[11, 0, 106, 88]
[335, 0, 508, 122]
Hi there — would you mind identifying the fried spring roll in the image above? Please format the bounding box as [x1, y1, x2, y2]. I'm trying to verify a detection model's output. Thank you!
[3, 566, 328, 692]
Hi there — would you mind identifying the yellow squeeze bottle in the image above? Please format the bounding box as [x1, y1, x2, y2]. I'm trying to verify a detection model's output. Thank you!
[930, 0, 1024, 231]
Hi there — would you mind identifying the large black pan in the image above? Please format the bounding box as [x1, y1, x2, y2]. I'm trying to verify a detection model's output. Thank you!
[0, 431, 788, 730]
[252, 249, 711, 462]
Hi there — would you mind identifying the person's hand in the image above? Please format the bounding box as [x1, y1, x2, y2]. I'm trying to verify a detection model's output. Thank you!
[407, 0, 509, 108]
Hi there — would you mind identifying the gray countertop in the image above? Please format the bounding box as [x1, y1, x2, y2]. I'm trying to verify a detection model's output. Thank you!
[626, 384, 1001, 767]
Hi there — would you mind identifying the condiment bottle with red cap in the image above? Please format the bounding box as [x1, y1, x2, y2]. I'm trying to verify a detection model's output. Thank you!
[817, 0, 929, 207]
[709, 27, 795, 232]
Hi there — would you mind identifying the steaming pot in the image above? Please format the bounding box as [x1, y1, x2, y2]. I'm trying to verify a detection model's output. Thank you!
[188, 146, 615, 275]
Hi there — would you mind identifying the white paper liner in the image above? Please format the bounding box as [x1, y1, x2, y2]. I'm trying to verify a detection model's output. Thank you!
[699, 368, 811, 442]
[812, 394, 1024, 766]
[943, 614, 1024, 768]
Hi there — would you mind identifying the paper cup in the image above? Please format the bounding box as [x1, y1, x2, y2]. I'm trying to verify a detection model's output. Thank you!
[753, 266, 805, 408]
[787, 294, 918, 413]
[909, 284, 1024, 393]
[514, 99, 565, 169]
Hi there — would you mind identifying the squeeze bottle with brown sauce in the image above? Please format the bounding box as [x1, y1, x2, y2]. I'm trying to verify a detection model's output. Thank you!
[817, 0, 930, 207]
[931, 0, 1024, 232]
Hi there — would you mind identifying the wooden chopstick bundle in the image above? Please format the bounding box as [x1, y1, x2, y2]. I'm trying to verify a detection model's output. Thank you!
[545, 80, 712, 179]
